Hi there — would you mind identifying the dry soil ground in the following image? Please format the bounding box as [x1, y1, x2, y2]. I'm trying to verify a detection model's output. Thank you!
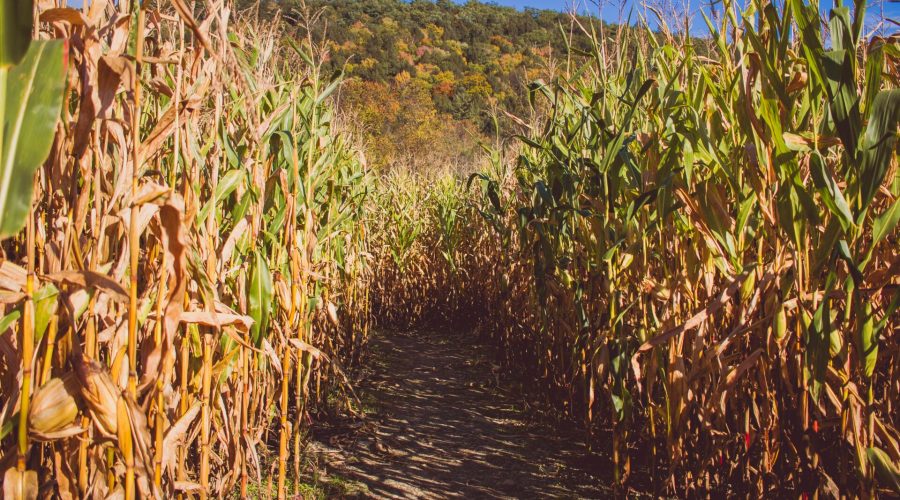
[307, 327, 618, 499]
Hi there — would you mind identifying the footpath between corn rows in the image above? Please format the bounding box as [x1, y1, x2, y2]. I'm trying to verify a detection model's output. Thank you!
[307, 327, 622, 498]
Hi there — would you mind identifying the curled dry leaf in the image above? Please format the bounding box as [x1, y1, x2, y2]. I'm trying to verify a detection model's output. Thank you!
[162, 402, 201, 478]
[44, 269, 128, 302]
[39, 8, 88, 27]
[710, 349, 764, 417]
[288, 338, 327, 361]
[130, 181, 171, 207]
[121, 395, 160, 498]
[173, 481, 204, 493]
[117, 203, 159, 242]
[0, 292, 26, 304]
[139, 195, 188, 391]
[138, 79, 210, 162]
[0, 261, 27, 292]
[217, 217, 248, 267]
[262, 338, 283, 376]
[178, 311, 254, 333]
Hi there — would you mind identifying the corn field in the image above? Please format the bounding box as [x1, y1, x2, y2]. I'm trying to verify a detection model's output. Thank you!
[2, 1, 372, 498]
[0, 0, 899, 498]
[466, 1, 900, 494]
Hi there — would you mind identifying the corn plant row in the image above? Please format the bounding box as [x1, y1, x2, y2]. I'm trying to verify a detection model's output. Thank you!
[374, 0, 900, 495]
[0, 2, 372, 498]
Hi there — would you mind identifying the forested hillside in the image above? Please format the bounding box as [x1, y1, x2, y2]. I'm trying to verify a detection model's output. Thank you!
[245, 0, 605, 171]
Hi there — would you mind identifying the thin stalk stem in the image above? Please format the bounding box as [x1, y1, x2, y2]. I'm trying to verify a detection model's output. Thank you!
[18, 207, 36, 472]
[127, 0, 145, 400]
[200, 332, 212, 499]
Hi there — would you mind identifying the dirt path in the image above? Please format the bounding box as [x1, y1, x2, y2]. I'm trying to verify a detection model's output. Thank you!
[309, 327, 612, 499]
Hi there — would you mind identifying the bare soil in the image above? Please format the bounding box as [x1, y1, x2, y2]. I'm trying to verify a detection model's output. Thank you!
[307, 327, 616, 499]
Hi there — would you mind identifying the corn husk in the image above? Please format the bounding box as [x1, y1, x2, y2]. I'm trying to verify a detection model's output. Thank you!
[29, 374, 84, 441]
[74, 357, 120, 438]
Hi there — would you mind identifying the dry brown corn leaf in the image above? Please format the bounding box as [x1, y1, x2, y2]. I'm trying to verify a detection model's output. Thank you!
[3, 468, 38, 500]
[631, 272, 747, 392]
[178, 311, 253, 333]
[139, 196, 188, 391]
[161, 402, 201, 478]
[0, 292, 26, 304]
[44, 270, 128, 302]
[139, 79, 210, 162]
[0, 261, 27, 292]
[39, 7, 89, 26]
[289, 338, 326, 361]
[122, 396, 160, 498]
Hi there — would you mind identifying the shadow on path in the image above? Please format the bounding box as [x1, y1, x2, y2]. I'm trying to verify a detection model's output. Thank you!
[310, 327, 613, 499]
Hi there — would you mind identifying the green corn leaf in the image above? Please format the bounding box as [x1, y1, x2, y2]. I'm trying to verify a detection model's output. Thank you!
[611, 388, 632, 422]
[828, 7, 854, 53]
[735, 193, 757, 239]
[315, 75, 343, 106]
[867, 447, 900, 495]
[0, 309, 20, 335]
[33, 284, 59, 345]
[248, 251, 273, 347]
[835, 239, 864, 286]
[850, 0, 868, 51]
[875, 289, 900, 333]
[516, 134, 545, 151]
[287, 37, 315, 69]
[196, 170, 245, 227]
[535, 181, 554, 207]
[216, 347, 240, 385]
[859, 90, 900, 210]
[805, 274, 835, 401]
[855, 300, 877, 379]
[1, 40, 67, 239]
[791, 0, 825, 88]
[776, 183, 802, 249]
[864, 41, 884, 115]
[0, 412, 15, 440]
[626, 189, 658, 222]
[822, 49, 861, 159]
[810, 153, 855, 233]
[601, 238, 625, 261]
[231, 189, 254, 224]
[872, 197, 900, 248]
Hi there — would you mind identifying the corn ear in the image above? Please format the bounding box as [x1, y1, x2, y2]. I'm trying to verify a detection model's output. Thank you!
[28, 374, 82, 441]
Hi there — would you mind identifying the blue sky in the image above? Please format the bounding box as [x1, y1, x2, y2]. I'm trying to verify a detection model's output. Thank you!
[459, 0, 900, 35]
